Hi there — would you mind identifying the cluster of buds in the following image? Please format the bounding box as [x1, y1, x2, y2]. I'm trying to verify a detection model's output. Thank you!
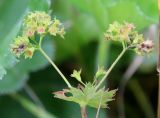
[10, 36, 35, 58]
[135, 40, 154, 55]
[104, 22, 154, 54]
[104, 22, 139, 43]
[23, 11, 51, 36]
[23, 11, 65, 37]
[11, 11, 65, 59]
[48, 19, 65, 38]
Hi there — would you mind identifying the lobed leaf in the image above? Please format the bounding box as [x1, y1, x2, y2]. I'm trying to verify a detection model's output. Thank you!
[53, 83, 117, 108]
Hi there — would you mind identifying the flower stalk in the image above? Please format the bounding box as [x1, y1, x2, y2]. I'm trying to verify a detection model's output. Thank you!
[80, 106, 87, 118]
[38, 36, 72, 88]
[96, 47, 127, 90]
[39, 47, 72, 88]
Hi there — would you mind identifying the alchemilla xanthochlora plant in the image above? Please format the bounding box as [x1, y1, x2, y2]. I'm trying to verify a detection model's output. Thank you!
[10, 11, 153, 118]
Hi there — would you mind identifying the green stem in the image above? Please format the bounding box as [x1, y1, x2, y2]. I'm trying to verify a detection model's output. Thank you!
[128, 79, 155, 118]
[39, 35, 45, 47]
[80, 106, 87, 118]
[96, 93, 103, 118]
[96, 48, 127, 90]
[39, 48, 72, 88]
[38, 35, 72, 88]
[11, 93, 56, 118]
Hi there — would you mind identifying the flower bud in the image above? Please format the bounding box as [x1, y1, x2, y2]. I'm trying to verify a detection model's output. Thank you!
[135, 40, 154, 54]
[104, 22, 146, 48]
[48, 19, 65, 38]
[23, 11, 51, 36]
[24, 47, 35, 59]
[11, 36, 29, 57]
[37, 26, 45, 34]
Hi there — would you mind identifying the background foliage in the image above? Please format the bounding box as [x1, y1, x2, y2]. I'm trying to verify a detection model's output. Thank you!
[0, 0, 158, 118]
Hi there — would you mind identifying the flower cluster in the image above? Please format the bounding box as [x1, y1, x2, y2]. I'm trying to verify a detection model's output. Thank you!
[11, 11, 65, 58]
[10, 36, 35, 58]
[135, 40, 154, 55]
[48, 19, 65, 38]
[23, 11, 51, 36]
[104, 22, 154, 54]
[23, 11, 65, 37]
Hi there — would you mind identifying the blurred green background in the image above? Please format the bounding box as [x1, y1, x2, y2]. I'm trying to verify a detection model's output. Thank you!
[0, 0, 158, 118]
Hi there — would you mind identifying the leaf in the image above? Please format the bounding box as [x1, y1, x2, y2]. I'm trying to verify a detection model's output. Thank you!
[132, 0, 158, 23]
[95, 67, 106, 80]
[0, 23, 21, 72]
[28, 0, 51, 12]
[0, 66, 6, 80]
[53, 83, 117, 108]
[0, 39, 54, 94]
[71, 69, 83, 84]
[0, 0, 28, 80]
[68, 0, 90, 12]
[12, 94, 57, 118]
[0, 69, 28, 94]
[0, 0, 28, 38]
[107, 1, 155, 30]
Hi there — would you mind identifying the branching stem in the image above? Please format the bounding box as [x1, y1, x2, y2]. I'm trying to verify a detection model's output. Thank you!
[96, 48, 128, 90]
[38, 36, 72, 88]
[39, 48, 72, 88]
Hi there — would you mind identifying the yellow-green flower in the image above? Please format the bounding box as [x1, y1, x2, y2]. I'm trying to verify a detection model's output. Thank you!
[11, 36, 36, 59]
[23, 11, 51, 36]
[24, 47, 35, 59]
[135, 40, 154, 55]
[11, 36, 29, 57]
[48, 19, 65, 38]
[104, 22, 145, 46]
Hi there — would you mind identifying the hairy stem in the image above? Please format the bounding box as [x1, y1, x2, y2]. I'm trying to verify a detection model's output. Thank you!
[81, 106, 87, 118]
[39, 48, 72, 88]
[96, 48, 127, 90]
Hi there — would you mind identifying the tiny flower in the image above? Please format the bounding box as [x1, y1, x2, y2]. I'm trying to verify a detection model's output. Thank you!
[48, 19, 65, 38]
[104, 33, 112, 40]
[129, 31, 144, 45]
[23, 11, 51, 36]
[125, 22, 135, 30]
[11, 36, 29, 57]
[37, 26, 45, 34]
[104, 22, 145, 47]
[95, 67, 106, 80]
[58, 27, 65, 38]
[48, 23, 59, 36]
[25, 28, 36, 37]
[24, 47, 35, 59]
[135, 40, 154, 55]
[71, 69, 83, 84]
[119, 23, 135, 42]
